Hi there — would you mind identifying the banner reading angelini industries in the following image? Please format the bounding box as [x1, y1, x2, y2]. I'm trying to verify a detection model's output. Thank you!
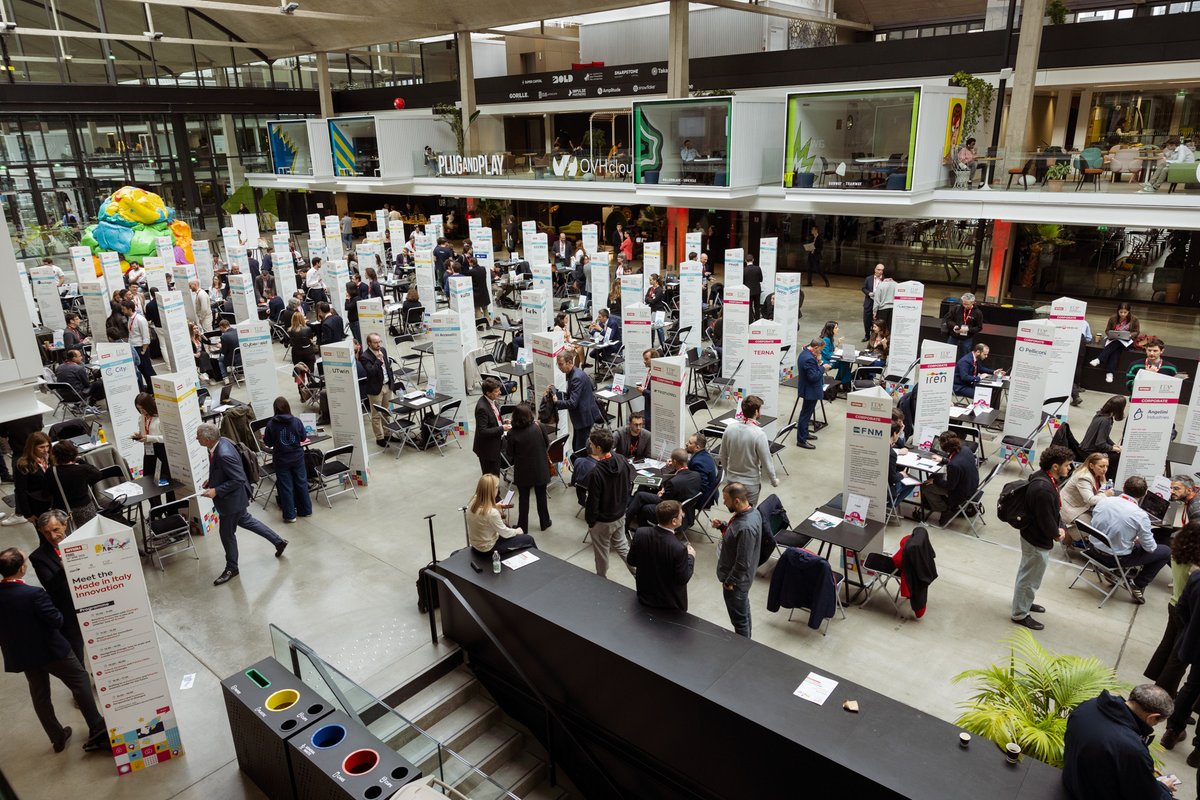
[1116, 370, 1183, 486]
[62, 515, 185, 775]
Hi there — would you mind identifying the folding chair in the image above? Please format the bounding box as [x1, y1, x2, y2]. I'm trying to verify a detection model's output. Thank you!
[547, 434, 570, 489]
[935, 460, 1002, 537]
[402, 304, 425, 335]
[422, 399, 463, 457]
[861, 551, 903, 617]
[769, 423, 798, 476]
[709, 359, 743, 402]
[311, 444, 359, 507]
[376, 404, 420, 457]
[781, 551, 846, 636]
[393, 333, 426, 385]
[145, 499, 200, 572]
[692, 466, 726, 542]
[688, 398, 714, 433]
[249, 418, 278, 507]
[999, 395, 1069, 472]
[850, 365, 883, 391]
[1069, 520, 1145, 608]
[47, 381, 100, 420]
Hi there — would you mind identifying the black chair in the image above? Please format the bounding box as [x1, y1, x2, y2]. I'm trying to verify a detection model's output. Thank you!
[145, 499, 199, 571]
[394, 333, 426, 385]
[402, 304, 425, 335]
[312, 444, 358, 507]
[1069, 520, 1145, 608]
[47, 381, 99, 419]
[422, 400, 463, 457]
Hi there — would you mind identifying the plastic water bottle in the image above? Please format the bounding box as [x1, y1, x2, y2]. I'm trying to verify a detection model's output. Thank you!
[97, 426, 107, 444]
[492, 550, 501, 574]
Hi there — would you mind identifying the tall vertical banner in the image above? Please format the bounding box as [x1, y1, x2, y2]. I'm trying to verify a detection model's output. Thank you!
[747, 320, 782, 437]
[100, 251, 124, 298]
[69, 245, 92, 285]
[320, 341, 371, 485]
[722, 285, 750, 379]
[724, 248, 744, 293]
[1047, 297, 1088, 424]
[650, 355, 688, 460]
[521, 288, 551, 334]
[774, 273, 802, 354]
[914, 341, 957, 450]
[237, 320, 276, 419]
[531, 330, 567, 433]
[531, 263, 553, 295]
[273, 245, 297, 302]
[228, 273, 256, 323]
[326, 259, 349, 322]
[31, 266, 66, 331]
[142, 257, 169, 296]
[528, 233, 549, 270]
[623, 303, 653, 390]
[448, 276, 478, 356]
[228, 245, 250, 276]
[177, 269, 200, 327]
[388, 220, 405, 253]
[151, 373, 217, 535]
[96, 343, 142, 472]
[1001, 320, 1056, 451]
[678, 261, 703, 348]
[61, 516, 185, 776]
[155, 236, 176, 270]
[18, 260, 38, 324]
[886, 281, 924, 380]
[1117, 371, 1183, 486]
[759, 237, 778, 301]
[685, 231, 703, 262]
[1181, 374, 1200, 473]
[844, 387, 893, 532]
[357, 298, 385, 348]
[430, 310, 467, 400]
[158, 290, 195, 379]
[221, 226, 241, 255]
[428, 214, 444, 242]
[415, 235, 435, 325]
[520, 220, 537, 256]
[376, 209, 387, 236]
[643, 241, 661, 284]
[620, 274, 643, 314]
[468, 216, 483, 235]
[192, 240, 214, 291]
[324, 233, 343, 263]
[582, 224, 599, 257]
[590, 260, 610, 314]
[81, 281, 110, 343]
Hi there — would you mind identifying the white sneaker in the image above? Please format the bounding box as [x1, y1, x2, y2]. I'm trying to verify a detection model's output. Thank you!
[1141, 185, 1156, 193]
[1105, 373, 1114, 383]
[1, 515, 25, 526]
[1089, 358, 1100, 367]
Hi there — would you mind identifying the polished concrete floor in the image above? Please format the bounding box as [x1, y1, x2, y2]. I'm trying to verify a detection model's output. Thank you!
[3, 277, 1200, 798]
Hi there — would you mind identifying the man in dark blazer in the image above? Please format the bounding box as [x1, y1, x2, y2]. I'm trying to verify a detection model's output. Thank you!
[469, 257, 491, 321]
[628, 501, 695, 611]
[743, 254, 764, 321]
[197, 423, 287, 586]
[943, 293, 985, 358]
[627, 449, 704, 530]
[473, 378, 509, 476]
[553, 232, 572, 268]
[587, 308, 622, 354]
[359, 332, 396, 447]
[554, 352, 603, 456]
[218, 318, 239, 383]
[953, 342, 1003, 398]
[805, 225, 828, 287]
[316, 301, 346, 346]
[796, 338, 825, 449]
[29, 511, 84, 665]
[0, 547, 108, 752]
[861, 263, 883, 340]
[613, 412, 652, 461]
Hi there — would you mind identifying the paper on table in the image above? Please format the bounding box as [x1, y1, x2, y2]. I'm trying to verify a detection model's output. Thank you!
[807, 510, 842, 530]
[404, 389, 425, 400]
[502, 551, 539, 570]
[794, 672, 838, 705]
[105, 481, 144, 498]
[596, 390, 616, 399]
[915, 458, 941, 471]
[722, 418, 741, 426]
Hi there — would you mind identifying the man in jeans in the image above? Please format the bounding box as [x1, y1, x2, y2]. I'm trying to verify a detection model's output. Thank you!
[1012, 445, 1073, 631]
[1089, 476, 1172, 605]
[714, 482, 763, 638]
[584, 428, 635, 579]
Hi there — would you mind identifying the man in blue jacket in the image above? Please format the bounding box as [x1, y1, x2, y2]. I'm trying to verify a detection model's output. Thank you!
[197, 423, 288, 586]
[953, 342, 1004, 398]
[686, 432, 718, 507]
[795, 338, 825, 450]
[0, 547, 109, 753]
[587, 308, 622, 352]
[554, 352, 603, 456]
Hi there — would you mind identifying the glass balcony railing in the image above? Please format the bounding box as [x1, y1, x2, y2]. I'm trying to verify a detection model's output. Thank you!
[419, 150, 634, 183]
[941, 145, 1191, 194]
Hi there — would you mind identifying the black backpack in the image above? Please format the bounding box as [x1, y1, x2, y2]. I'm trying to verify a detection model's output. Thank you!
[996, 477, 1032, 529]
[232, 440, 260, 485]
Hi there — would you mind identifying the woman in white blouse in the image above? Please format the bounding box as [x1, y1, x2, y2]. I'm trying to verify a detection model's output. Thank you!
[466, 474, 536, 556]
[1060, 452, 1114, 537]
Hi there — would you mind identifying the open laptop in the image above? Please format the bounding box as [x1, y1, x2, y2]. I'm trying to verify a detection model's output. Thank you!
[686, 346, 706, 366]
[1140, 491, 1171, 524]
[1107, 330, 1133, 342]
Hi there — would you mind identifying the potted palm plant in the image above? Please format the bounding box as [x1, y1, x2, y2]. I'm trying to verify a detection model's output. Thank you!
[953, 629, 1126, 767]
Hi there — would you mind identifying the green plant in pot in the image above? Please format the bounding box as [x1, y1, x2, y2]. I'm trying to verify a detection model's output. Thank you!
[953, 629, 1126, 767]
[1047, 0, 1069, 24]
[1044, 162, 1072, 184]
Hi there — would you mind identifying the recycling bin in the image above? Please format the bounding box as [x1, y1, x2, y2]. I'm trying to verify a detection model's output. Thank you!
[289, 709, 421, 800]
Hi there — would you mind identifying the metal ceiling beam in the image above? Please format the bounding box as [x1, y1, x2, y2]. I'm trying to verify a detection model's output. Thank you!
[691, 0, 874, 31]
[478, 27, 579, 42]
[112, 0, 374, 24]
[0, 26, 287, 50]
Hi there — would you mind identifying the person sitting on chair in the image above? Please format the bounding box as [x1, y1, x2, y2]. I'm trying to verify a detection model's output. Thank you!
[953, 342, 1004, 399]
[626, 448, 704, 530]
[921, 431, 979, 525]
[613, 412, 651, 461]
[1089, 476, 1172, 605]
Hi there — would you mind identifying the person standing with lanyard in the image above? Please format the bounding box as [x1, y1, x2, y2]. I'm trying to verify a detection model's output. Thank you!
[805, 225, 828, 287]
[132, 393, 174, 507]
[860, 263, 883, 341]
[943, 293, 984, 358]
[123, 300, 154, 391]
[473, 378, 509, 476]
[713, 483, 763, 638]
[1011, 445, 1073, 631]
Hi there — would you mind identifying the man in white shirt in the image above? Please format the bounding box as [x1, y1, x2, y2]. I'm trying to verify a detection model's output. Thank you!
[1145, 137, 1196, 192]
[717, 394, 778, 506]
[305, 256, 328, 303]
[680, 140, 699, 163]
[187, 280, 210, 328]
[121, 300, 155, 391]
[1089, 476, 1171, 603]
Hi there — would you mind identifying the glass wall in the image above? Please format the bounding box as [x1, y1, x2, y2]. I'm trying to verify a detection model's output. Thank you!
[633, 98, 732, 186]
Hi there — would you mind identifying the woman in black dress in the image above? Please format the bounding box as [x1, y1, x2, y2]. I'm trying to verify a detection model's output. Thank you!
[505, 401, 552, 533]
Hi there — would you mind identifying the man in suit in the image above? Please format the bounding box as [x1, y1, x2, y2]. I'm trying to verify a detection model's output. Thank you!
[469, 257, 491, 321]
[861, 263, 884, 341]
[554, 352, 603, 456]
[587, 308, 622, 353]
[743, 254, 764, 321]
[805, 225, 828, 287]
[433, 237, 453, 286]
[610, 223, 625, 253]
[628, 500, 696, 611]
[30, 511, 85, 665]
[0, 547, 108, 752]
[627, 448, 704, 529]
[197, 423, 288, 586]
[686, 432, 718, 507]
[217, 319, 239, 384]
[144, 287, 162, 327]
[613, 412, 651, 461]
[54, 349, 104, 404]
[316, 301, 346, 346]
[553, 232, 572, 269]
[795, 338, 825, 449]
[359, 333, 396, 448]
[953, 342, 1004, 398]
[264, 287, 285, 323]
[922, 430, 980, 525]
[943, 292, 984, 358]
[473, 378, 509, 475]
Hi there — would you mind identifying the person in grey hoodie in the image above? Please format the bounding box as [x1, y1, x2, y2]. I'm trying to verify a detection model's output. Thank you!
[713, 482, 763, 638]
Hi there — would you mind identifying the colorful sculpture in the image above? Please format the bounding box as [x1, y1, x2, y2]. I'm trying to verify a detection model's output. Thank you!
[80, 185, 194, 270]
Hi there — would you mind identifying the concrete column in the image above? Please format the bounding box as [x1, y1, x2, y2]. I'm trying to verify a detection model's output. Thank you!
[315, 53, 334, 118]
[667, 0, 689, 98]
[221, 114, 245, 194]
[1001, 0, 1047, 172]
[543, 115, 554, 154]
[1072, 89, 1093, 149]
[1050, 90, 1073, 147]
[456, 31, 478, 153]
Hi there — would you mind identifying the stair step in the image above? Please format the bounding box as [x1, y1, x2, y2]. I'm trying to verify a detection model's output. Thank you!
[394, 666, 478, 726]
[490, 749, 546, 796]
[425, 695, 501, 753]
[522, 779, 570, 800]
[455, 721, 522, 776]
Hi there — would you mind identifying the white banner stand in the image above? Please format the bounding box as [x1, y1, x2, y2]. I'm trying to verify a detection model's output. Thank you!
[61, 515, 185, 776]
[155, 236, 176, 269]
[357, 298, 386, 348]
[473, 228, 496, 317]
[274, 246, 297, 302]
[844, 386, 893, 526]
[326, 259, 349, 322]
[448, 276, 478, 356]
[775, 273, 802, 356]
[237, 320, 275, 419]
[644, 241, 661, 285]
[388, 220, 405, 253]
[532, 330, 567, 435]
[759, 237, 778, 301]
[99, 251, 124, 298]
[192, 240, 212, 288]
[520, 220, 537, 255]
[415, 235, 435, 328]
[650, 355, 688, 458]
[531, 263, 553, 296]
[722, 285, 750, 380]
[31, 266, 66, 331]
[69, 245, 92, 286]
[746, 320, 782, 438]
[228, 245, 250, 276]
[1047, 297, 1088, 425]
[431, 309, 468, 402]
[143, 256, 169, 296]
[159, 290, 195, 379]
[228, 273, 256, 323]
[81, 281, 109, 343]
[724, 248, 744, 293]
[582, 224, 599, 258]
[320, 341, 371, 485]
[96, 342, 143, 472]
[678, 260, 703, 349]
[886, 281, 924, 379]
[1117, 371, 1183, 486]
[1181, 374, 1200, 474]
[151, 372, 218, 535]
[685, 231, 703, 262]
[590, 259, 610, 314]
[528, 233, 549, 273]
[623, 303, 653, 392]
[18, 261, 39, 325]
[521, 288, 551, 335]
[914, 341, 957, 450]
[428, 214, 444, 243]
[1001, 320, 1056, 466]
[620, 274, 642, 314]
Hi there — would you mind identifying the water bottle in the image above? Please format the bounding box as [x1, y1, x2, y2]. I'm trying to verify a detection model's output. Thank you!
[97, 425, 107, 444]
[492, 550, 501, 574]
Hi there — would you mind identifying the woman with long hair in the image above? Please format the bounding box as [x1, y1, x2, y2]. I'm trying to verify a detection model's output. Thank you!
[14, 431, 54, 525]
[289, 310, 318, 372]
[50, 439, 102, 527]
[466, 473, 536, 555]
[263, 396, 312, 523]
[133, 392, 174, 507]
[190, 321, 224, 383]
[505, 401, 552, 534]
[1060, 452, 1113, 534]
[1090, 302, 1140, 384]
[818, 320, 852, 390]
[1081, 395, 1126, 480]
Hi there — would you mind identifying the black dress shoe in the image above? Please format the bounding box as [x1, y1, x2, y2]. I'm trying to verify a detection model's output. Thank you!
[1187, 748, 1200, 768]
[213, 569, 239, 586]
[808, 434, 819, 441]
[797, 441, 816, 450]
[376, 438, 388, 447]
[1012, 615, 1044, 631]
[1030, 604, 1045, 613]
[275, 540, 289, 558]
[53, 726, 72, 753]
[1162, 727, 1187, 750]
[82, 733, 109, 752]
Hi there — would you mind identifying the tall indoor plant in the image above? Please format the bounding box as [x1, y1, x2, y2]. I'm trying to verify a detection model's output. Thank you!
[951, 71, 997, 140]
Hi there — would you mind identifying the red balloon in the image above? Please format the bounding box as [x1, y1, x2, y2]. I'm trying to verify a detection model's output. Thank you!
[393, 97, 406, 110]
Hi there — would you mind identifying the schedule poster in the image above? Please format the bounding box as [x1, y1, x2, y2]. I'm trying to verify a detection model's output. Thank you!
[520, 220, 537, 256]
[428, 213, 444, 242]
[31, 265, 66, 331]
[759, 237, 778, 301]
[100, 251, 125, 298]
[914, 341, 956, 450]
[81, 281, 110, 343]
[774, 273, 802, 353]
[320, 341, 371, 484]
[747, 320, 782, 437]
[430, 309, 467, 401]
[621, 274, 643, 315]
[151, 373, 217, 534]
[1047, 296, 1088, 424]
[61, 515, 184, 776]
[448, 276, 479, 355]
[532, 330, 567, 433]
[357, 298, 386, 349]
[228, 273, 256, 323]
[843, 387, 893, 525]
[528, 232, 549, 269]
[96, 343, 143, 471]
[722, 285, 750, 380]
[531, 263, 553, 295]
[155, 236, 176, 270]
[590, 259, 610, 314]
[1117, 370, 1182, 486]
[678, 260, 703, 348]
[650, 355, 688, 461]
[415, 234, 435, 324]
[158, 290, 195, 380]
[1001, 320, 1056, 445]
[521, 287, 551, 334]
[582, 224, 599, 257]
[142, 256, 169, 296]
[886, 281, 924, 380]
[237, 320, 276, 419]
[643, 241, 661, 286]
[724, 248, 745, 294]
[623, 303, 653, 390]
[325, 259, 349, 322]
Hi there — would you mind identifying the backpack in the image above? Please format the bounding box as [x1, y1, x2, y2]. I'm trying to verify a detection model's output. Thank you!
[232, 440, 260, 485]
[996, 477, 1032, 529]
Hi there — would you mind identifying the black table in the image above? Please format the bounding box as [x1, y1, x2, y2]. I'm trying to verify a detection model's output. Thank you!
[595, 386, 640, 427]
[711, 409, 777, 429]
[494, 362, 533, 401]
[788, 503, 886, 604]
[104, 477, 186, 557]
[686, 354, 718, 401]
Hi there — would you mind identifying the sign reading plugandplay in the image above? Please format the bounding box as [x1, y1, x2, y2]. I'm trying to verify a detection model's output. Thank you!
[1117, 371, 1183, 486]
[775, 273, 802, 354]
[844, 386, 892, 525]
[151, 373, 217, 534]
[1047, 297, 1088, 423]
[521, 287, 551, 334]
[357, 298, 385, 348]
[96, 343, 142, 471]
[531, 330, 566, 433]
[1002, 320, 1055, 446]
[724, 248, 744, 293]
[886, 281, 924, 380]
[620, 274, 642, 315]
[31, 266, 66, 331]
[414, 235, 435, 325]
[623, 303, 653, 389]
[747, 320, 782, 437]
[100, 251, 124, 298]
[722, 285, 750, 380]
[81, 281, 110, 343]
[914, 340, 956, 450]
[582, 224, 599, 257]
[237, 320, 275, 419]
[61, 515, 184, 776]
[158, 290, 195, 379]
[650, 355, 688, 460]
[228, 273, 256, 323]
[320, 341, 371, 484]
[430, 309, 467, 401]
[678, 260, 703, 349]
[448, 276, 478, 356]
[759, 237, 778, 301]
